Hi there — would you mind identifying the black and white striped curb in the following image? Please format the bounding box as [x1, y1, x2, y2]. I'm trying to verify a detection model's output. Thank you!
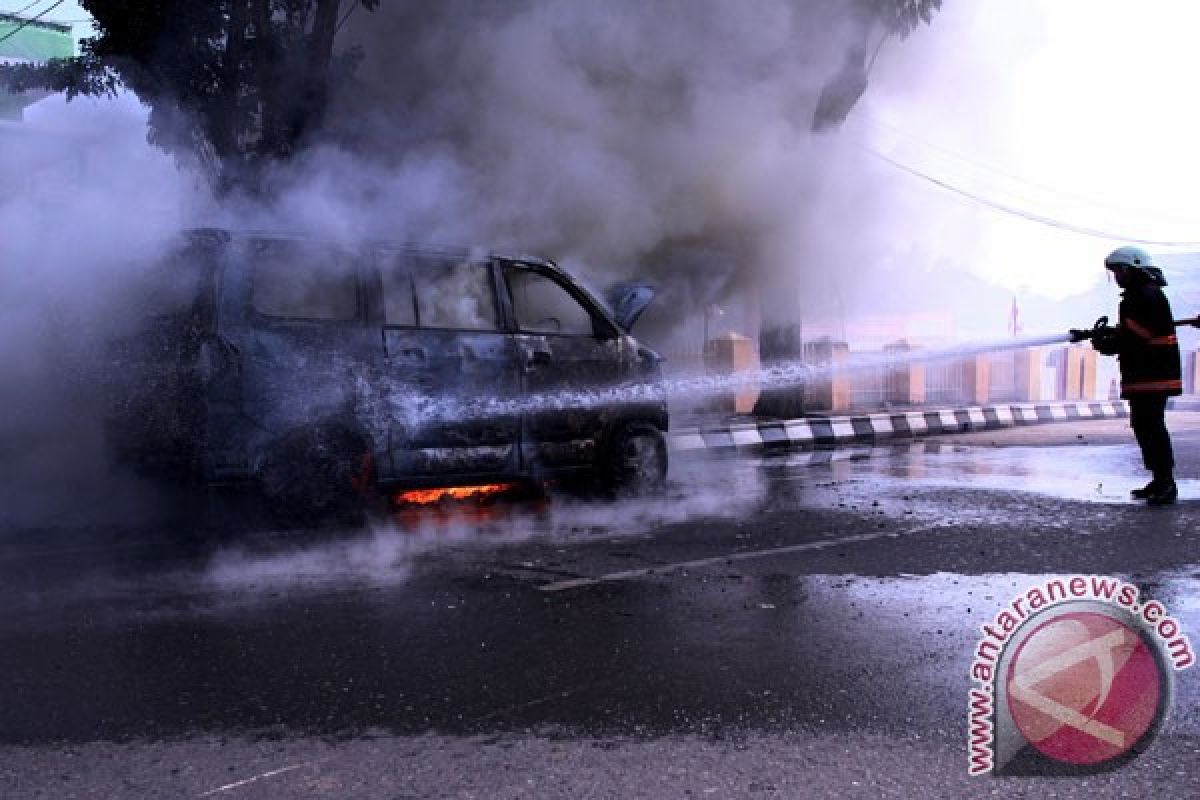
[668, 401, 1129, 455]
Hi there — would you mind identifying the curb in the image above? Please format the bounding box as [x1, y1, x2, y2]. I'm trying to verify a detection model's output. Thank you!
[668, 401, 1129, 456]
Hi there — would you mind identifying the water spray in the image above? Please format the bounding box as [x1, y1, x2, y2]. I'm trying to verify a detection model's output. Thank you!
[381, 330, 1079, 428]
[381, 315, 1200, 427]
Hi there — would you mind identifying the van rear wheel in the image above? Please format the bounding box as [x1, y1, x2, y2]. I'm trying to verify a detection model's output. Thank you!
[258, 428, 372, 526]
[601, 422, 667, 494]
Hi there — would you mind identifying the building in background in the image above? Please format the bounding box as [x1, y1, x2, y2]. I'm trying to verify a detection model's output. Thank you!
[0, 11, 74, 121]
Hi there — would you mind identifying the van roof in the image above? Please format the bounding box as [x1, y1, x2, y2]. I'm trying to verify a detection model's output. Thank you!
[183, 227, 557, 269]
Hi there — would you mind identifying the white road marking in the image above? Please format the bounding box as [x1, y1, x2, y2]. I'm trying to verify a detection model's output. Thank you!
[538, 522, 947, 592]
[669, 432, 707, 453]
[731, 426, 763, 448]
[469, 679, 613, 724]
[784, 422, 814, 443]
[869, 414, 895, 435]
[831, 420, 857, 440]
[199, 763, 309, 797]
[905, 412, 929, 434]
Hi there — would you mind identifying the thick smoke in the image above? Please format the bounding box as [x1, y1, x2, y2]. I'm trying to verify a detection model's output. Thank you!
[275, 0, 1200, 348]
[12, 2, 1144, 530]
[0, 2, 939, 527]
[0, 94, 208, 526]
[280, 0, 889, 346]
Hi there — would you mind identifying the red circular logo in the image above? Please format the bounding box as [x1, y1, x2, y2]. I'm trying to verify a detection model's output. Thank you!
[1006, 611, 1163, 765]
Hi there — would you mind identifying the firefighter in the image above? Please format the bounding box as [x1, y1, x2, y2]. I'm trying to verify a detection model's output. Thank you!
[1090, 246, 1182, 505]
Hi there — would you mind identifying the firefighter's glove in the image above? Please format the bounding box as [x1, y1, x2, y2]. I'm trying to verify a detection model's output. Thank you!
[1092, 328, 1120, 356]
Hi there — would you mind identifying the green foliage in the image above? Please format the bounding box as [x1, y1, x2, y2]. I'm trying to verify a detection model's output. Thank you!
[865, 0, 943, 38]
[0, 54, 118, 98]
[1, 0, 937, 189]
[812, 0, 941, 132]
[0, 0, 379, 192]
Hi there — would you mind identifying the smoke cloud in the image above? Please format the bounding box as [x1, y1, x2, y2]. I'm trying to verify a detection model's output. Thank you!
[282, 0, 888, 344]
[9, 2, 1176, 529]
[0, 93, 208, 527]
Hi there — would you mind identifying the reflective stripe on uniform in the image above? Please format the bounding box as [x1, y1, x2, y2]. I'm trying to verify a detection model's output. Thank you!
[1122, 318, 1175, 345]
[1122, 379, 1183, 392]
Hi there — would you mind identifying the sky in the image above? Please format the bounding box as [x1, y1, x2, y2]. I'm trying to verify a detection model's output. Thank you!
[861, 0, 1200, 301]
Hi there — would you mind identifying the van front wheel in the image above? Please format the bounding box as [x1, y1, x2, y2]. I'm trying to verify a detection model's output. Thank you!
[601, 422, 667, 494]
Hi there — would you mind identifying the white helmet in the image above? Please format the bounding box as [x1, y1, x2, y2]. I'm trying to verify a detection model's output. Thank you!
[1104, 246, 1166, 286]
[1104, 246, 1153, 269]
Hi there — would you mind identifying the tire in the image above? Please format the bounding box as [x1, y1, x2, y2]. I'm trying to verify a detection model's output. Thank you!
[257, 427, 373, 527]
[601, 422, 668, 494]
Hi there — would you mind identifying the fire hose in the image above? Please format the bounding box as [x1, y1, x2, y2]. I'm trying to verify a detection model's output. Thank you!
[1068, 316, 1200, 344]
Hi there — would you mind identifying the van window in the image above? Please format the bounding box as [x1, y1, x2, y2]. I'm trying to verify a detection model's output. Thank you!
[251, 241, 359, 321]
[405, 259, 499, 331]
[130, 236, 219, 325]
[505, 268, 595, 336]
[379, 255, 418, 326]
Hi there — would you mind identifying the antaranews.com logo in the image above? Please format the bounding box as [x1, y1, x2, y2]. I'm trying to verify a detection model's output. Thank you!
[968, 575, 1193, 776]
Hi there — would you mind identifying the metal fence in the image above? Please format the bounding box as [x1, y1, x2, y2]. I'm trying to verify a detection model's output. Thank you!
[674, 340, 1127, 414]
[924, 359, 965, 406]
[846, 364, 890, 409]
[986, 351, 1021, 403]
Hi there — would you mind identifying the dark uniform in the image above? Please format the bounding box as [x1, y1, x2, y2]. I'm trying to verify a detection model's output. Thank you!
[1094, 279, 1181, 484]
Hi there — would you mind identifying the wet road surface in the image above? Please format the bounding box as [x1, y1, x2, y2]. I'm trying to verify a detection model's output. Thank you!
[5, 415, 1200, 797]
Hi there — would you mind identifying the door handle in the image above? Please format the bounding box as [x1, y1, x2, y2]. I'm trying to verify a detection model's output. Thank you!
[525, 349, 552, 369]
[399, 347, 427, 360]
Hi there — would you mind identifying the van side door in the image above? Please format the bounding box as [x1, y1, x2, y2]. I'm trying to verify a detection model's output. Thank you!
[378, 252, 521, 481]
[234, 238, 372, 444]
[500, 261, 622, 472]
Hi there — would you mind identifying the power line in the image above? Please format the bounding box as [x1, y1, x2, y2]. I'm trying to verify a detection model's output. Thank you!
[4, 1, 48, 19]
[0, 0, 66, 47]
[856, 111, 1200, 229]
[863, 144, 1200, 248]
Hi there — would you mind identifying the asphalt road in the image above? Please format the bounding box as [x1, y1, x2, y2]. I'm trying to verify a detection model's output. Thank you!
[5, 415, 1200, 798]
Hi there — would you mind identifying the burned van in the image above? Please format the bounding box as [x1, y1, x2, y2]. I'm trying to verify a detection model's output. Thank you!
[105, 229, 668, 518]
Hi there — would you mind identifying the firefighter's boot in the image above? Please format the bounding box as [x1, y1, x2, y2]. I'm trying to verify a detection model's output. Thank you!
[1146, 471, 1178, 506]
[1131, 479, 1160, 499]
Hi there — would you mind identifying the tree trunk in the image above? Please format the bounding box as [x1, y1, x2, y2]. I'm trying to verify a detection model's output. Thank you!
[295, 0, 342, 147]
[752, 322, 806, 419]
[308, 0, 342, 73]
[216, 0, 251, 160]
[251, 0, 276, 158]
